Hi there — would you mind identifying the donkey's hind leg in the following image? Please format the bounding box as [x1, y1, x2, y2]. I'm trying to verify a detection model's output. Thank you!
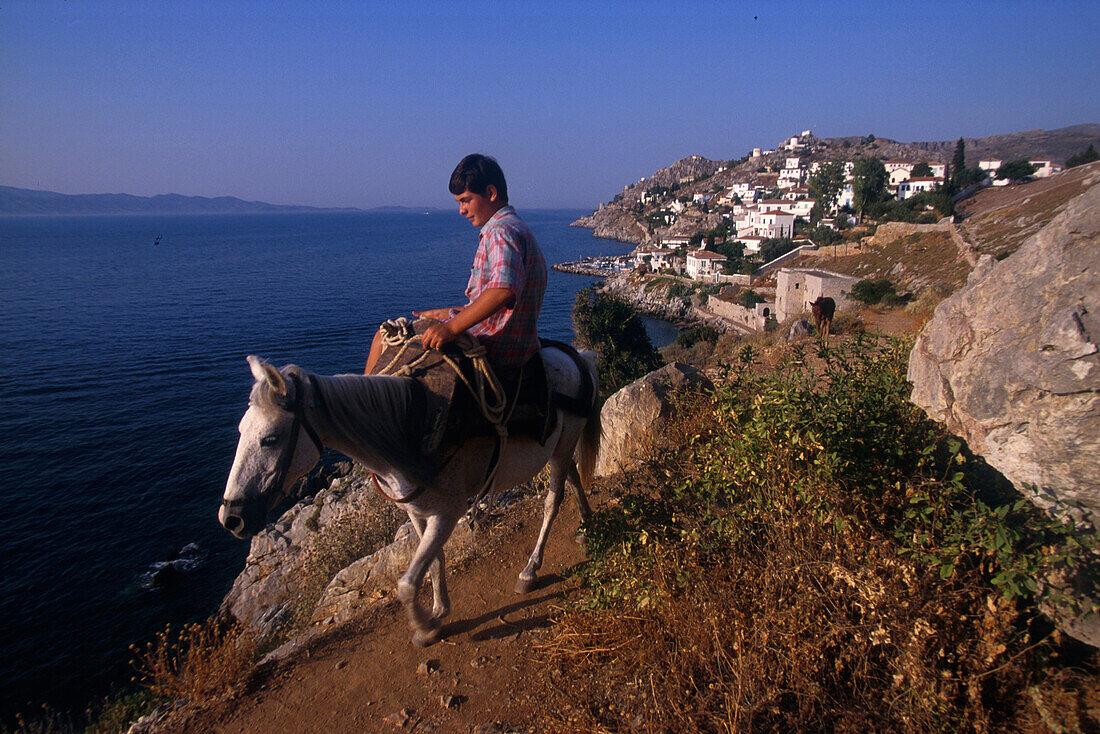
[516, 457, 568, 594]
[567, 460, 592, 524]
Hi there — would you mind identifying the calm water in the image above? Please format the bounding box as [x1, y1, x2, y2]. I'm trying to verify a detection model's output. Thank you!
[0, 209, 650, 718]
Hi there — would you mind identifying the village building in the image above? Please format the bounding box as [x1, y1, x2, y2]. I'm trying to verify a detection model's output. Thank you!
[1029, 160, 1064, 178]
[685, 249, 727, 282]
[788, 199, 816, 218]
[897, 176, 944, 200]
[660, 235, 693, 248]
[889, 166, 914, 187]
[708, 293, 776, 332]
[979, 160, 1002, 176]
[755, 209, 795, 239]
[775, 268, 861, 323]
[734, 235, 765, 253]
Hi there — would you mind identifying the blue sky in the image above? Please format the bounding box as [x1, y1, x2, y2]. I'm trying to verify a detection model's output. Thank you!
[2, 1, 1097, 209]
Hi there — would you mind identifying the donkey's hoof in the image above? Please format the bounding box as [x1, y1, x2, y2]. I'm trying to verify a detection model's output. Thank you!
[574, 532, 586, 545]
[514, 576, 536, 595]
[412, 628, 441, 648]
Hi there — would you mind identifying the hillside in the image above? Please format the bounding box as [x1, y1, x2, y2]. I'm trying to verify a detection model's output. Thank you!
[956, 159, 1100, 258]
[574, 124, 1100, 245]
[0, 186, 360, 215]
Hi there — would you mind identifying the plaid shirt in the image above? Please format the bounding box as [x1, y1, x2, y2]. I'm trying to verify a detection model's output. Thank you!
[463, 206, 546, 368]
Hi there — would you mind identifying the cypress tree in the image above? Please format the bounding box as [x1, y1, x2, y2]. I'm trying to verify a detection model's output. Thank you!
[951, 138, 966, 187]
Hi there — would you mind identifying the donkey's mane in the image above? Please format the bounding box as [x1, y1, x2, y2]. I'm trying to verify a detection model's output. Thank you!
[278, 366, 436, 484]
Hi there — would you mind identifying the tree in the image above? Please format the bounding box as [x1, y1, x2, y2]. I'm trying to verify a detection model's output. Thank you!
[997, 159, 1036, 182]
[951, 138, 967, 187]
[1067, 144, 1099, 168]
[738, 289, 764, 309]
[851, 157, 888, 219]
[759, 237, 798, 262]
[572, 288, 662, 402]
[911, 162, 933, 177]
[808, 160, 846, 216]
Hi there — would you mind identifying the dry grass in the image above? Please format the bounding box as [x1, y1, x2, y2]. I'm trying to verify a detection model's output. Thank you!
[129, 617, 257, 705]
[534, 338, 1100, 732]
[290, 471, 407, 629]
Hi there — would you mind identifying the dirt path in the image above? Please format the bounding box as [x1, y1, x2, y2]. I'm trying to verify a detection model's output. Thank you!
[165, 495, 591, 733]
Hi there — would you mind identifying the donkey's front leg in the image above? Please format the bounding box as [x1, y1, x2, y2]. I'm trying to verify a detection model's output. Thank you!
[409, 516, 451, 622]
[397, 514, 457, 647]
[516, 458, 567, 594]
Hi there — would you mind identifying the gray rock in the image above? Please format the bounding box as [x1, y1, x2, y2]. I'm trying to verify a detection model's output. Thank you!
[596, 363, 713, 476]
[907, 181, 1100, 645]
[219, 466, 381, 645]
[787, 319, 813, 341]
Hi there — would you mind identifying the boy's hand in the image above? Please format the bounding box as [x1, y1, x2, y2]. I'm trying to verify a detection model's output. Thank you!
[421, 322, 457, 350]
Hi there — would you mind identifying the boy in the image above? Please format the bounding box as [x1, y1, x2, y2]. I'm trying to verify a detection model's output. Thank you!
[365, 154, 546, 374]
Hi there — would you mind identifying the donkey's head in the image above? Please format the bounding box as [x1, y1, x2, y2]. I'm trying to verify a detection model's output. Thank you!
[219, 356, 324, 539]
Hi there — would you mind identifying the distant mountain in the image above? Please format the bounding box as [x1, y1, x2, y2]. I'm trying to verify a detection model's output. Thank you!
[0, 186, 363, 215]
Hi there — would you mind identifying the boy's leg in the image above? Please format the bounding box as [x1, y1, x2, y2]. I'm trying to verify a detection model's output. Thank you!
[364, 329, 385, 374]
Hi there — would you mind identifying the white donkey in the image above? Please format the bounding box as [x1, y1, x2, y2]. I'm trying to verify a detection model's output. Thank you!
[220, 351, 599, 646]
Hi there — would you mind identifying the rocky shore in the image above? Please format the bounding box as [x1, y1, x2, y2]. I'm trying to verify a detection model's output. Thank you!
[598, 272, 735, 333]
[552, 255, 633, 277]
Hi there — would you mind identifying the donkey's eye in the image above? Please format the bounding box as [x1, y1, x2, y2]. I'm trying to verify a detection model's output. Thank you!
[260, 435, 280, 447]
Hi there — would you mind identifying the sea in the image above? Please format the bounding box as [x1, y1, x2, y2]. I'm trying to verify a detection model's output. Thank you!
[0, 209, 677, 720]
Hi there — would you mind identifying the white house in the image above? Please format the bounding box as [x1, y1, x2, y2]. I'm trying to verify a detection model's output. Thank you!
[685, 249, 728, 282]
[778, 166, 805, 188]
[789, 199, 816, 218]
[929, 163, 946, 178]
[660, 235, 693, 248]
[836, 184, 855, 209]
[734, 235, 765, 253]
[979, 160, 1002, 175]
[1029, 160, 1064, 178]
[775, 268, 861, 323]
[785, 156, 802, 170]
[755, 209, 795, 239]
[693, 193, 714, 204]
[897, 176, 944, 200]
[889, 167, 913, 187]
[884, 160, 913, 174]
[756, 198, 795, 214]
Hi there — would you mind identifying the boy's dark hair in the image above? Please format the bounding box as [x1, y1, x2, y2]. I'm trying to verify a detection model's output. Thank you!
[449, 154, 508, 203]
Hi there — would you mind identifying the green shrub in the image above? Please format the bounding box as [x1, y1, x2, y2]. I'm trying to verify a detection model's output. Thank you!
[849, 277, 898, 305]
[573, 287, 663, 402]
[675, 325, 719, 348]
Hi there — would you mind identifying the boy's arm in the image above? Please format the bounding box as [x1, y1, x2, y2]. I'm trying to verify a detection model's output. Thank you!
[420, 287, 515, 349]
[412, 307, 461, 321]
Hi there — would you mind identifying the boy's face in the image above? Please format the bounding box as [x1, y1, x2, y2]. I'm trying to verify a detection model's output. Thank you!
[455, 185, 502, 227]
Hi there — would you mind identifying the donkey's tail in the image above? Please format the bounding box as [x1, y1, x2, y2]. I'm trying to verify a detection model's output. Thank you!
[574, 351, 601, 492]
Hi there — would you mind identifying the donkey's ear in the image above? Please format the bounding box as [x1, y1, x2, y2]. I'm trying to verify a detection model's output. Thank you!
[247, 355, 288, 396]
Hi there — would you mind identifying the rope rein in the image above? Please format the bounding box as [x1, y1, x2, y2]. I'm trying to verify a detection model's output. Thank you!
[372, 317, 518, 516]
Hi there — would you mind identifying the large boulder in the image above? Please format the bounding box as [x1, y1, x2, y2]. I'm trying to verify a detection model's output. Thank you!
[908, 184, 1100, 523]
[907, 183, 1100, 646]
[597, 362, 712, 476]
